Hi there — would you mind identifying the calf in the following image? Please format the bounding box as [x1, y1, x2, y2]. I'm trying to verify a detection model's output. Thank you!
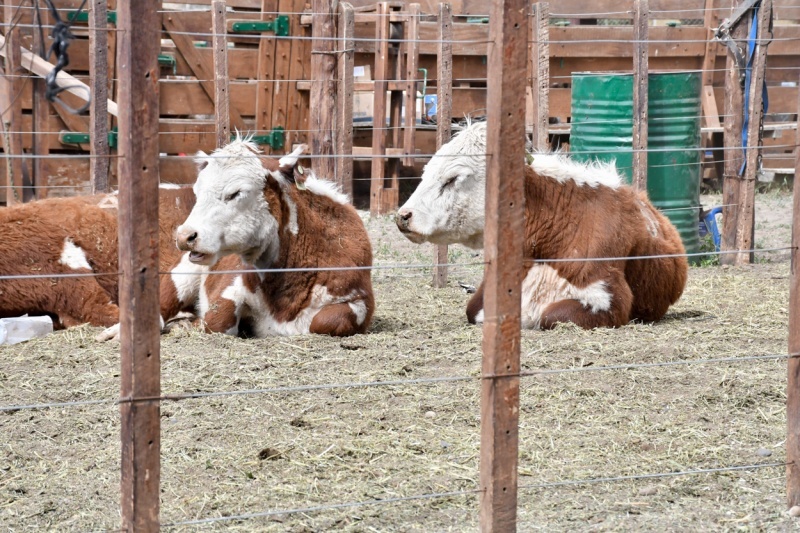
[157, 138, 374, 337]
[0, 187, 195, 328]
[396, 121, 688, 329]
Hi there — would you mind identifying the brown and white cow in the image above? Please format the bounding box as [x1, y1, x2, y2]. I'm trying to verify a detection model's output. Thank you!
[0, 186, 195, 328]
[124, 138, 374, 338]
[396, 121, 688, 329]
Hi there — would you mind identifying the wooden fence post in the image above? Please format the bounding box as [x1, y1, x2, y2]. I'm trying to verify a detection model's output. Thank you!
[632, 0, 649, 192]
[788, 70, 800, 510]
[433, 2, 452, 289]
[336, 2, 354, 197]
[117, 0, 161, 530]
[90, 0, 110, 193]
[311, 0, 337, 179]
[1, 0, 25, 205]
[32, 3, 50, 199]
[370, 2, 389, 215]
[213, 0, 230, 149]
[481, 0, 528, 530]
[721, 2, 750, 266]
[402, 3, 420, 168]
[734, 0, 772, 265]
[530, 2, 549, 153]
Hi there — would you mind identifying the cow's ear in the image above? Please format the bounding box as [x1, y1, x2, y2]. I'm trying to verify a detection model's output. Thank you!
[194, 150, 210, 172]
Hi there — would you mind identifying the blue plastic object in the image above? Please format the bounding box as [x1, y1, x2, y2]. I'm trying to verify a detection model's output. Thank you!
[703, 206, 723, 251]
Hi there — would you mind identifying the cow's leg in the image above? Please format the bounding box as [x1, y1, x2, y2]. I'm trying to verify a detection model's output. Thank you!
[540, 268, 632, 330]
[201, 297, 240, 335]
[466, 281, 485, 324]
[309, 303, 365, 336]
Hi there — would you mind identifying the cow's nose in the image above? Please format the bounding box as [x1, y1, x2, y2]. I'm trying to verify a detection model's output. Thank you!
[176, 227, 198, 250]
[396, 209, 412, 231]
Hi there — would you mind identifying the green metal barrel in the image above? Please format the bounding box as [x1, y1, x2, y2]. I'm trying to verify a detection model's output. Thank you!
[570, 72, 702, 256]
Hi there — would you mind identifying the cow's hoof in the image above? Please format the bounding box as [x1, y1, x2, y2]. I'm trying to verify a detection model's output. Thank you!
[95, 323, 121, 342]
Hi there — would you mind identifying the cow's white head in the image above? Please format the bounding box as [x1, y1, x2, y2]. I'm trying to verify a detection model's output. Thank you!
[176, 137, 305, 268]
[396, 121, 488, 249]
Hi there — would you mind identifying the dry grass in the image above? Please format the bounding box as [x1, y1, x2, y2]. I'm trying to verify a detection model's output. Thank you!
[1, 192, 798, 531]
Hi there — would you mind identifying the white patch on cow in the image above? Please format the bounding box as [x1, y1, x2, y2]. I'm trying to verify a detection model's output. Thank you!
[303, 174, 349, 205]
[220, 275, 247, 307]
[197, 275, 210, 317]
[530, 153, 621, 189]
[159, 183, 182, 190]
[520, 264, 613, 329]
[638, 199, 660, 238]
[348, 299, 368, 326]
[281, 188, 299, 235]
[171, 253, 207, 304]
[59, 238, 92, 270]
[179, 136, 281, 269]
[473, 309, 485, 325]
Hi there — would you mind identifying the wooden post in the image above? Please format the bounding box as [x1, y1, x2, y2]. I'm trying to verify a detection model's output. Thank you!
[212, 0, 230, 148]
[336, 2, 354, 197]
[402, 4, 420, 168]
[632, 0, 649, 192]
[255, 0, 278, 151]
[433, 2, 452, 289]
[530, 2, 549, 152]
[1, 0, 25, 205]
[787, 70, 800, 510]
[720, 4, 749, 266]
[733, 0, 772, 266]
[481, 0, 527, 531]
[90, 0, 110, 193]
[32, 3, 50, 199]
[370, 2, 390, 215]
[311, 0, 337, 179]
[117, 0, 161, 530]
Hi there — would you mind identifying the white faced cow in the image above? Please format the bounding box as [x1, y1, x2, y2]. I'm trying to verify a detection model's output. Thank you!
[396, 121, 688, 330]
[164, 138, 374, 337]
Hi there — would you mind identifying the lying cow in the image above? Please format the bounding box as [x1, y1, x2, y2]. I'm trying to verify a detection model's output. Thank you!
[107, 139, 374, 338]
[396, 121, 688, 329]
[0, 186, 195, 328]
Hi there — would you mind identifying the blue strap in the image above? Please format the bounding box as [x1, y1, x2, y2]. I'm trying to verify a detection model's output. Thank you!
[740, 1, 769, 176]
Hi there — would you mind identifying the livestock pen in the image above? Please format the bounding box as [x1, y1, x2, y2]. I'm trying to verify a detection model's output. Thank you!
[1, 0, 800, 531]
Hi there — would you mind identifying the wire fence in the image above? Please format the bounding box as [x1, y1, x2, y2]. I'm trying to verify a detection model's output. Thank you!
[1, 0, 799, 529]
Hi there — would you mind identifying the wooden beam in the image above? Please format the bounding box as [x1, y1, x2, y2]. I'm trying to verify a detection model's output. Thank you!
[270, 0, 295, 153]
[90, 0, 110, 193]
[336, 2, 355, 197]
[310, 0, 337, 178]
[370, 2, 390, 215]
[117, 0, 161, 530]
[162, 13, 246, 130]
[255, 0, 278, 148]
[402, 3, 420, 167]
[284, 0, 313, 150]
[1, 0, 25, 204]
[480, 0, 527, 530]
[720, 4, 749, 266]
[530, 2, 549, 152]
[734, 0, 772, 265]
[433, 2, 452, 290]
[31, 2, 50, 199]
[632, 0, 649, 192]
[788, 68, 800, 510]
[212, 0, 230, 148]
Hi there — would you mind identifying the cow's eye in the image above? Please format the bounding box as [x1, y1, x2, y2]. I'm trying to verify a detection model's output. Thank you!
[442, 176, 457, 189]
[225, 190, 241, 202]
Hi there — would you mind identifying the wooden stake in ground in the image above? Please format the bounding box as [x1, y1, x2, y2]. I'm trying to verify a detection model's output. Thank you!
[480, 0, 528, 530]
[433, 2, 453, 289]
[32, 3, 50, 199]
[1, 0, 25, 205]
[632, 0, 649, 192]
[212, 0, 230, 149]
[117, 1, 161, 530]
[336, 2, 355, 197]
[530, 2, 549, 153]
[90, 0, 110, 193]
[788, 70, 800, 510]
[311, 0, 337, 179]
[734, 0, 772, 266]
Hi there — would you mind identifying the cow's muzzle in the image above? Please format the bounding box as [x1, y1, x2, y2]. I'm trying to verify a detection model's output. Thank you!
[176, 226, 199, 251]
[395, 208, 413, 233]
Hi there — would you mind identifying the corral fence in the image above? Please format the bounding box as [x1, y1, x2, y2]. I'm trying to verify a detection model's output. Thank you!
[0, 0, 800, 531]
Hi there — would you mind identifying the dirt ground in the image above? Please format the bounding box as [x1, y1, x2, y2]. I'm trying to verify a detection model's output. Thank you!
[1, 190, 799, 531]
